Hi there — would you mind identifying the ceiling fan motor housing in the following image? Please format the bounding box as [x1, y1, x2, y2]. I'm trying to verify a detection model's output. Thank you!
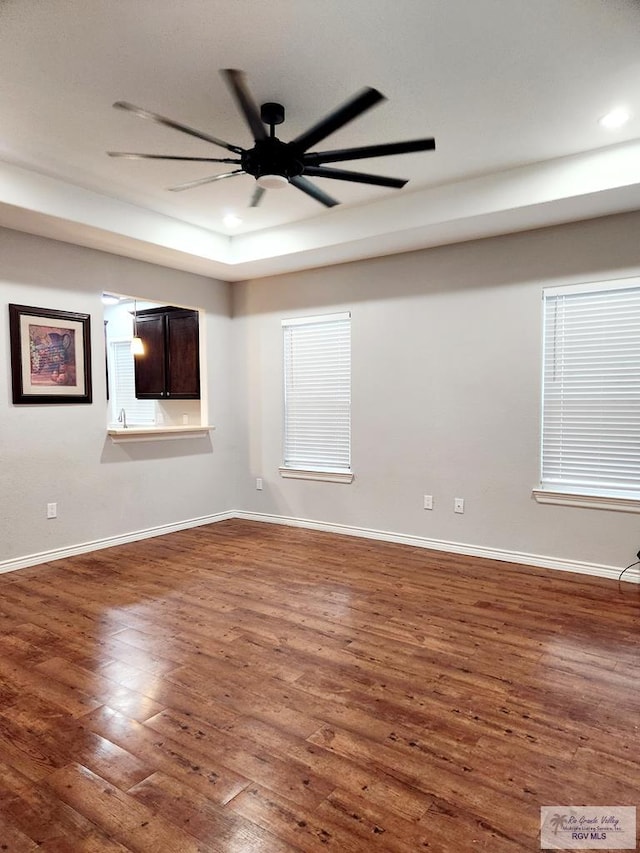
[243, 138, 304, 183]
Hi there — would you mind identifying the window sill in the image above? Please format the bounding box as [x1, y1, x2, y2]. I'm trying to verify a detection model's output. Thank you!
[532, 488, 640, 513]
[108, 425, 214, 443]
[279, 467, 354, 484]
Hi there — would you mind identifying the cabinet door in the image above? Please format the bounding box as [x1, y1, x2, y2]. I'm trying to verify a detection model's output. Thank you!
[134, 314, 166, 399]
[167, 311, 200, 399]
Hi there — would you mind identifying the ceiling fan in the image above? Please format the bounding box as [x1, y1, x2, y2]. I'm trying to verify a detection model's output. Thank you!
[108, 69, 436, 209]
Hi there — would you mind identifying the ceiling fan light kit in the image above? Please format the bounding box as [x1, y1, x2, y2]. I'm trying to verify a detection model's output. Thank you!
[256, 174, 289, 190]
[109, 68, 436, 209]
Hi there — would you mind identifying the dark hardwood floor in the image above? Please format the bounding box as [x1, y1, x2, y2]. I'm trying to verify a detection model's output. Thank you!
[0, 519, 638, 851]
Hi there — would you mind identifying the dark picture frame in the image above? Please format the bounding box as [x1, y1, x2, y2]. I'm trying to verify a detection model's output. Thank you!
[9, 304, 92, 404]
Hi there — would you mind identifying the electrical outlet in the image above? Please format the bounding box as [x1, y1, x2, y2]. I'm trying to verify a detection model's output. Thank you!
[256, 478, 263, 491]
[423, 494, 433, 510]
[454, 497, 464, 514]
[47, 502, 57, 519]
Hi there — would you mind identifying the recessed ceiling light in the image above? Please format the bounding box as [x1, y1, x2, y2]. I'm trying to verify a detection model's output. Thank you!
[101, 293, 120, 305]
[599, 107, 630, 129]
[223, 213, 242, 228]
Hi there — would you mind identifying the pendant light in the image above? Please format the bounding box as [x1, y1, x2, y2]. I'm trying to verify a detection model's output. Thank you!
[131, 299, 144, 356]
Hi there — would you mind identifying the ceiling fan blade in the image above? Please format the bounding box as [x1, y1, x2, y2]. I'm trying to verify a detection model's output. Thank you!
[249, 185, 266, 207]
[291, 87, 385, 153]
[168, 169, 245, 192]
[303, 166, 407, 189]
[221, 69, 268, 142]
[113, 101, 244, 154]
[290, 176, 339, 207]
[107, 152, 242, 163]
[304, 137, 436, 165]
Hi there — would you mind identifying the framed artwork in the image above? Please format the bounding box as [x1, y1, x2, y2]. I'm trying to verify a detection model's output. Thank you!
[9, 304, 92, 404]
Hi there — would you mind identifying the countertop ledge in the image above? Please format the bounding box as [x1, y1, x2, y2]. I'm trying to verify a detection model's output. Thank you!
[108, 425, 215, 443]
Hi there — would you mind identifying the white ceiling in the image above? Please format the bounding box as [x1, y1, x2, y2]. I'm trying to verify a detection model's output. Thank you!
[1, 0, 639, 281]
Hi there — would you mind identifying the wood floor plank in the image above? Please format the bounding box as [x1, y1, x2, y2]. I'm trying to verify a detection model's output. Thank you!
[128, 771, 297, 852]
[209, 713, 435, 822]
[1, 775, 134, 851]
[92, 664, 245, 734]
[0, 656, 102, 720]
[84, 705, 251, 806]
[0, 712, 68, 782]
[227, 783, 371, 852]
[0, 518, 637, 852]
[165, 661, 322, 739]
[419, 796, 535, 852]
[314, 787, 524, 853]
[44, 763, 206, 852]
[0, 759, 35, 809]
[144, 707, 336, 810]
[35, 656, 165, 722]
[307, 726, 541, 848]
[0, 813, 41, 852]
[0, 673, 21, 710]
[0, 591, 116, 669]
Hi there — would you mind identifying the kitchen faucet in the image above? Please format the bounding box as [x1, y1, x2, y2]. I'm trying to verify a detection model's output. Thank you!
[118, 408, 128, 429]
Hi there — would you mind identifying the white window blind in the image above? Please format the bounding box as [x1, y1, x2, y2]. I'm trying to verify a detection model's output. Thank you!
[110, 341, 156, 425]
[283, 312, 351, 472]
[541, 280, 640, 496]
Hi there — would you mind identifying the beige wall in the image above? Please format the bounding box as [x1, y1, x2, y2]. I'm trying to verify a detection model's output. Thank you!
[0, 228, 236, 564]
[3, 212, 640, 575]
[232, 211, 640, 571]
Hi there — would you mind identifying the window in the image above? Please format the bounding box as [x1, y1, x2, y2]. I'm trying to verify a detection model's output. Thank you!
[109, 340, 156, 426]
[536, 278, 640, 510]
[281, 312, 352, 482]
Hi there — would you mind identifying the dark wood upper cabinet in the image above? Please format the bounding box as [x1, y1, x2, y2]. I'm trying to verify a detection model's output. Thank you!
[134, 313, 166, 398]
[166, 310, 200, 398]
[134, 307, 200, 400]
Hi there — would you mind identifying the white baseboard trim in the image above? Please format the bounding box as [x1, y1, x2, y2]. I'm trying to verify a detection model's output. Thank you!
[2, 508, 637, 585]
[235, 511, 640, 585]
[0, 511, 235, 575]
